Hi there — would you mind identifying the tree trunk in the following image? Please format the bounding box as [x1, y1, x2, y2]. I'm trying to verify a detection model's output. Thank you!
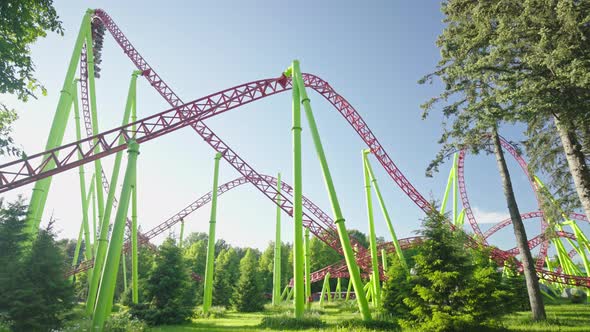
[491, 128, 546, 321]
[554, 116, 590, 220]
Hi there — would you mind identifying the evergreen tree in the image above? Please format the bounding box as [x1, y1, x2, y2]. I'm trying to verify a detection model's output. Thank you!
[213, 248, 240, 307]
[131, 238, 195, 325]
[9, 221, 75, 331]
[231, 249, 264, 312]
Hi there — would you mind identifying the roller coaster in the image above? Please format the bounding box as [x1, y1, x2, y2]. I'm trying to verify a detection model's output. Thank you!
[1, 8, 589, 331]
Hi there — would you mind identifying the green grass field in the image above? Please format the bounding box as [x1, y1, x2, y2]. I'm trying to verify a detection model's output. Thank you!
[148, 302, 590, 332]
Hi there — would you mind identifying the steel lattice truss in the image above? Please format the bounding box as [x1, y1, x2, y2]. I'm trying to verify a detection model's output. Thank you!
[2, 9, 588, 288]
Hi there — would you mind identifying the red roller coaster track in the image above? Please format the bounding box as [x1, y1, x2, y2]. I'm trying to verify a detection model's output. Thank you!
[3, 9, 588, 288]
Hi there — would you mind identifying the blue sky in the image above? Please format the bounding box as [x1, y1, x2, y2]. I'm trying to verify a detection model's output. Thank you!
[2, 1, 561, 254]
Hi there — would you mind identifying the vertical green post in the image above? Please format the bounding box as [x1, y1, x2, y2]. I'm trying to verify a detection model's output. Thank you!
[291, 60, 371, 320]
[122, 253, 128, 292]
[131, 82, 139, 305]
[25, 10, 92, 242]
[91, 141, 139, 331]
[345, 279, 352, 301]
[319, 272, 330, 307]
[91, 180, 97, 249]
[381, 249, 388, 272]
[272, 173, 282, 306]
[362, 150, 381, 307]
[452, 153, 458, 224]
[179, 219, 185, 249]
[288, 64, 305, 319]
[72, 81, 93, 262]
[70, 223, 84, 282]
[304, 227, 312, 309]
[363, 151, 407, 269]
[203, 152, 222, 313]
[440, 162, 454, 215]
[87, 71, 141, 314]
[281, 285, 289, 301]
[336, 277, 342, 300]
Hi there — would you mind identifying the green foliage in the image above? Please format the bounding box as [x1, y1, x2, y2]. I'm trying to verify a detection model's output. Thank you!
[258, 314, 326, 330]
[258, 241, 292, 294]
[0, 0, 63, 101]
[336, 318, 399, 331]
[231, 249, 264, 312]
[193, 306, 227, 319]
[130, 238, 195, 325]
[383, 210, 519, 331]
[212, 248, 240, 307]
[103, 311, 148, 332]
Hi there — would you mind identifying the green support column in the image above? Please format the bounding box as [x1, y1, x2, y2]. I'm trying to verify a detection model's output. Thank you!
[452, 153, 459, 224]
[272, 173, 282, 306]
[336, 277, 341, 300]
[179, 219, 185, 249]
[362, 150, 381, 307]
[304, 227, 312, 309]
[70, 223, 84, 282]
[281, 285, 289, 301]
[203, 152, 223, 313]
[440, 163, 454, 214]
[91, 141, 139, 331]
[287, 287, 294, 301]
[381, 249, 388, 272]
[122, 253, 128, 292]
[72, 80, 93, 261]
[345, 279, 352, 301]
[290, 60, 371, 320]
[87, 71, 141, 314]
[319, 272, 330, 307]
[289, 66, 305, 319]
[363, 151, 407, 270]
[131, 83, 139, 305]
[91, 179, 97, 249]
[25, 10, 92, 242]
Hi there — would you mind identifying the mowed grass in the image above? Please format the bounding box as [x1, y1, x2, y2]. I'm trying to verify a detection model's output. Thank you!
[149, 302, 590, 332]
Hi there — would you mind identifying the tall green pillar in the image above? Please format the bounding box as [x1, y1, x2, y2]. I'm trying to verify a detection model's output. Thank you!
[290, 60, 371, 320]
[91, 141, 140, 331]
[272, 173, 282, 306]
[202, 152, 223, 313]
[289, 65, 305, 319]
[131, 80, 139, 305]
[87, 71, 141, 314]
[363, 150, 407, 269]
[25, 10, 92, 243]
[362, 150, 381, 307]
[304, 227, 312, 309]
[179, 219, 185, 249]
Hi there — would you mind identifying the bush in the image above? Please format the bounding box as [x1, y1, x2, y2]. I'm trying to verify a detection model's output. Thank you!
[571, 289, 587, 304]
[193, 306, 227, 319]
[258, 314, 326, 330]
[337, 318, 399, 331]
[104, 312, 148, 332]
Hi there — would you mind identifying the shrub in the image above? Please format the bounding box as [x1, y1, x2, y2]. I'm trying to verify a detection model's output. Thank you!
[193, 306, 227, 319]
[258, 314, 326, 330]
[336, 318, 399, 331]
[104, 312, 148, 332]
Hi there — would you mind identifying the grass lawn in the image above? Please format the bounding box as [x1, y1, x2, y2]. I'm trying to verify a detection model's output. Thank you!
[149, 302, 590, 332]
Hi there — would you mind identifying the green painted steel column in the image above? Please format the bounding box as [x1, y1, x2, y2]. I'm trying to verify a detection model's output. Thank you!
[70, 223, 84, 282]
[91, 141, 139, 331]
[72, 81, 93, 261]
[131, 82, 139, 305]
[363, 151, 407, 270]
[381, 249, 388, 272]
[362, 150, 381, 307]
[452, 153, 458, 224]
[203, 152, 223, 313]
[272, 173, 282, 306]
[304, 227, 312, 309]
[319, 272, 330, 307]
[345, 279, 352, 301]
[281, 285, 289, 301]
[25, 10, 92, 242]
[122, 253, 128, 292]
[291, 60, 371, 320]
[287, 64, 305, 319]
[179, 219, 185, 249]
[91, 179, 97, 249]
[440, 164, 454, 214]
[87, 71, 141, 314]
[336, 277, 341, 300]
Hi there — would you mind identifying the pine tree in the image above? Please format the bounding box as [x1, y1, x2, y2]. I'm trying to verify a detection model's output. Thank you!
[9, 221, 75, 331]
[231, 249, 264, 312]
[132, 238, 195, 325]
[213, 248, 240, 307]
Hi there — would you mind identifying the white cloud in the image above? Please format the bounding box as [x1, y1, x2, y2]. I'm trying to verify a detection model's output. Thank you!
[471, 207, 509, 224]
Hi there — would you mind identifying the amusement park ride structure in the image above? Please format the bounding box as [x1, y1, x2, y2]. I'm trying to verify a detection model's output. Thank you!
[0, 8, 589, 331]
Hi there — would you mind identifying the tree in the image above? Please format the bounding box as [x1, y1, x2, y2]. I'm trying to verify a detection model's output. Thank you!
[420, 1, 551, 320]
[231, 249, 264, 312]
[183, 238, 208, 304]
[383, 210, 517, 331]
[0, 0, 65, 156]
[212, 248, 240, 307]
[9, 221, 75, 331]
[131, 238, 195, 325]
